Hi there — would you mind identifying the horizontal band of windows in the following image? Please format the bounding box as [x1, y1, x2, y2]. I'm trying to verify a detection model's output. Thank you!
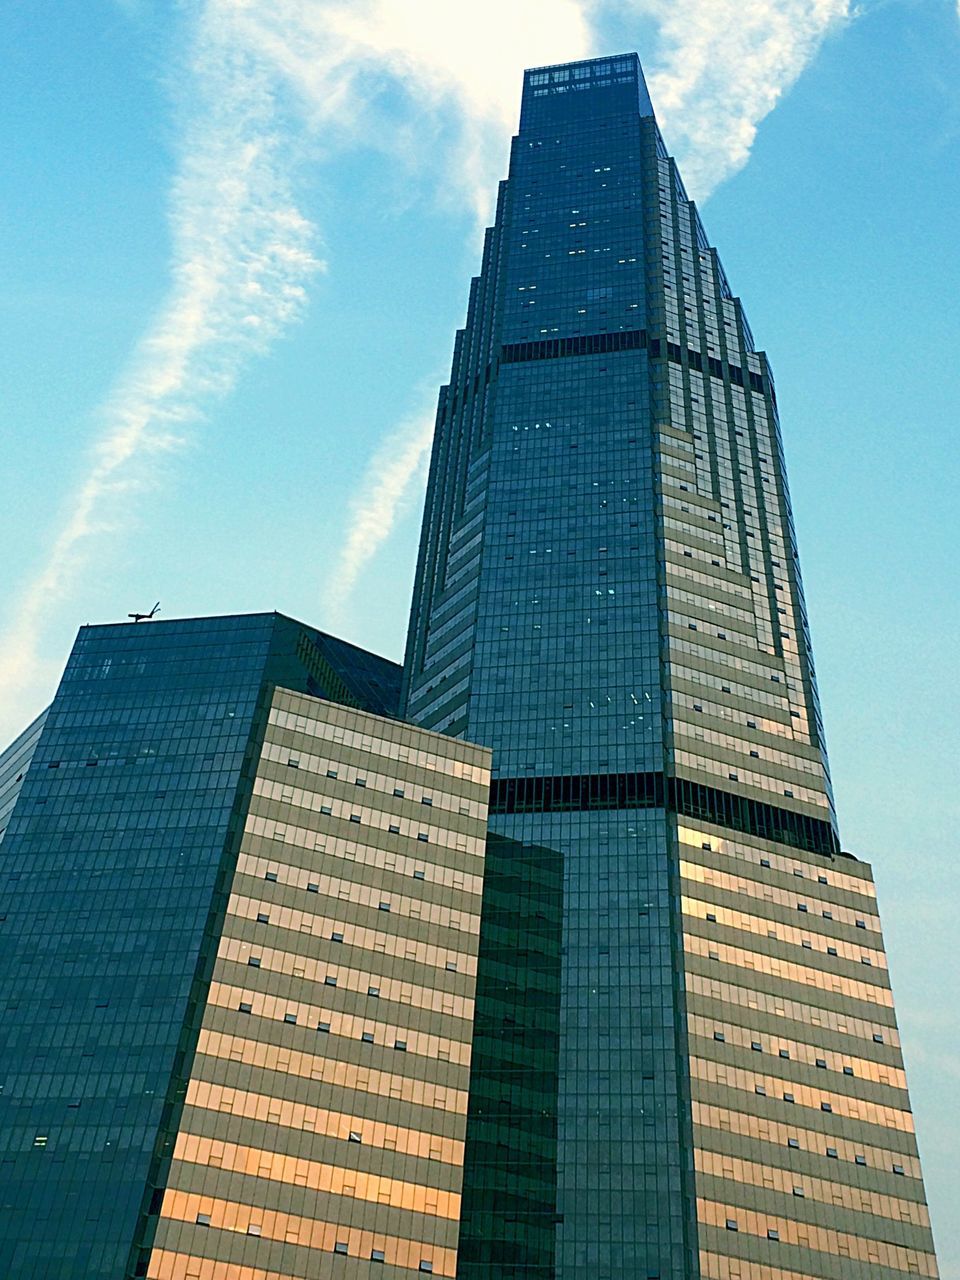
[170, 1132, 461, 1221]
[682, 895, 887, 969]
[698, 1197, 935, 1275]
[227, 893, 477, 977]
[686, 1017, 907, 1091]
[685, 972, 899, 1052]
[237, 842, 480, 898]
[698, 1250, 925, 1280]
[499, 329, 767, 395]
[679, 858, 880, 931]
[184, 1078, 463, 1166]
[696, 1149, 930, 1229]
[231, 862, 481, 936]
[266, 711, 487, 785]
[208, 981, 471, 1066]
[677, 826, 874, 900]
[684, 936, 894, 1009]
[194, 1030, 467, 1115]
[152, 1204, 455, 1277]
[217, 938, 474, 1021]
[501, 328, 648, 363]
[693, 1102, 923, 1179]
[488, 771, 840, 856]
[690, 1058, 914, 1133]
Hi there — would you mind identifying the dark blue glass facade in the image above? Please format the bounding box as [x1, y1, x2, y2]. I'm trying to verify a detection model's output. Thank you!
[403, 55, 850, 1280]
[0, 613, 400, 1279]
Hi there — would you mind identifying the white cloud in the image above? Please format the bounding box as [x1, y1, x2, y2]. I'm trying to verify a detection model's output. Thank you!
[323, 409, 437, 626]
[626, 0, 853, 198]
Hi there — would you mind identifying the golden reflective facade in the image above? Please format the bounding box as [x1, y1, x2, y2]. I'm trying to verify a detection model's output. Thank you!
[146, 691, 490, 1279]
[679, 823, 938, 1280]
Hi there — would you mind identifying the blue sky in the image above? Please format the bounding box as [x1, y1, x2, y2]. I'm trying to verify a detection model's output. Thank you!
[2, 0, 958, 1268]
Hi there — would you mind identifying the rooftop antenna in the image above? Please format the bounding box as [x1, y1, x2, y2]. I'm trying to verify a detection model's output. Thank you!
[128, 602, 160, 623]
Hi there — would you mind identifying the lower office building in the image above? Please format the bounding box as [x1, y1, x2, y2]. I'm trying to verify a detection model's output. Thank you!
[0, 614, 490, 1279]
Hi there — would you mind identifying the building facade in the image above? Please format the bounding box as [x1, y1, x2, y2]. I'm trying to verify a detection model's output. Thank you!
[403, 55, 938, 1280]
[0, 615, 490, 1280]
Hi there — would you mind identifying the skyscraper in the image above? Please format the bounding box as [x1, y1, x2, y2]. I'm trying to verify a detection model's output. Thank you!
[403, 55, 938, 1280]
[0, 614, 491, 1279]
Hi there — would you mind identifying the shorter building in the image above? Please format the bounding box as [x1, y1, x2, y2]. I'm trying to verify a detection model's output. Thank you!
[0, 615, 490, 1280]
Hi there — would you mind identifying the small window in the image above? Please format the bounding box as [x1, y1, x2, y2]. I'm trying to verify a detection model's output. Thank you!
[307, 882, 319, 893]
[843, 1065, 854, 1076]
[826, 1147, 838, 1158]
[815, 1058, 827, 1068]
[371, 1250, 385, 1263]
[247, 1224, 262, 1236]
[767, 1229, 780, 1241]
[801, 939, 812, 949]
[196, 1213, 211, 1226]
[317, 1021, 331, 1033]
[349, 814, 361, 824]
[334, 1242, 349, 1255]
[265, 871, 278, 882]
[324, 976, 337, 987]
[287, 758, 299, 768]
[419, 1264, 434, 1274]
[256, 913, 269, 924]
[779, 1049, 790, 1059]
[893, 1163, 905, 1175]
[861, 956, 872, 966]
[368, 986, 380, 997]
[321, 805, 333, 815]
[417, 832, 429, 842]
[755, 1084, 766, 1096]
[821, 1101, 832, 1113]
[284, 1013, 297, 1025]
[445, 962, 457, 972]
[389, 824, 401, 834]
[713, 1031, 725, 1042]
[760, 858, 771, 868]
[792, 1187, 804, 1198]
[248, 957, 261, 968]
[379, 902, 391, 912]
[239, 1002, 252, 1013]
[393, 788, 404, 798]
[361, 1031, 374, 1043]
[827, 946, 838, 956]
[706, 913, 717, 923]
[413, 869, 425, 880]
[783, 1092, 795, 1103]
[787, 1137, 799, 1149]
[326, 769, 338, 778]
[856, 919, 866, 929]
[855, 1154, 867, 1166]
[822, 910, 833, 920]
[725, 1219, 738, 1232]
[751, 1041, 762, 1052]
[818, 874, 828, 884]
[331, 931, 344, 943]
[394, 1039, 407, 1051]
[797, 903, 808, 913]
[873, 1033, 884, 1044]
[348, 1131, 362, 1143]
[421, 797, 433, 806]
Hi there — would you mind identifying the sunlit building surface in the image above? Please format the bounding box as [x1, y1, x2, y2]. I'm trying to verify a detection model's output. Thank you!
[0, 616, 490, 1280]
[403, 54, 939, 1280]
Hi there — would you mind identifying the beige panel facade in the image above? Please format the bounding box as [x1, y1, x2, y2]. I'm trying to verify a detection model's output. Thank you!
[677, 821, 939, 1280]
[148, 690, 490, 1280]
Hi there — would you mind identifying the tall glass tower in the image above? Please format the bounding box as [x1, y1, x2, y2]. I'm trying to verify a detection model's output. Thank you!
[403, 55, 938, 1280]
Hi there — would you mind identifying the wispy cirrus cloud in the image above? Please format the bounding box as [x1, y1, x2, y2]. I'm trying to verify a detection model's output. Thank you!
[0, 0, 855, 744]
[626, 0, 854, 198]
